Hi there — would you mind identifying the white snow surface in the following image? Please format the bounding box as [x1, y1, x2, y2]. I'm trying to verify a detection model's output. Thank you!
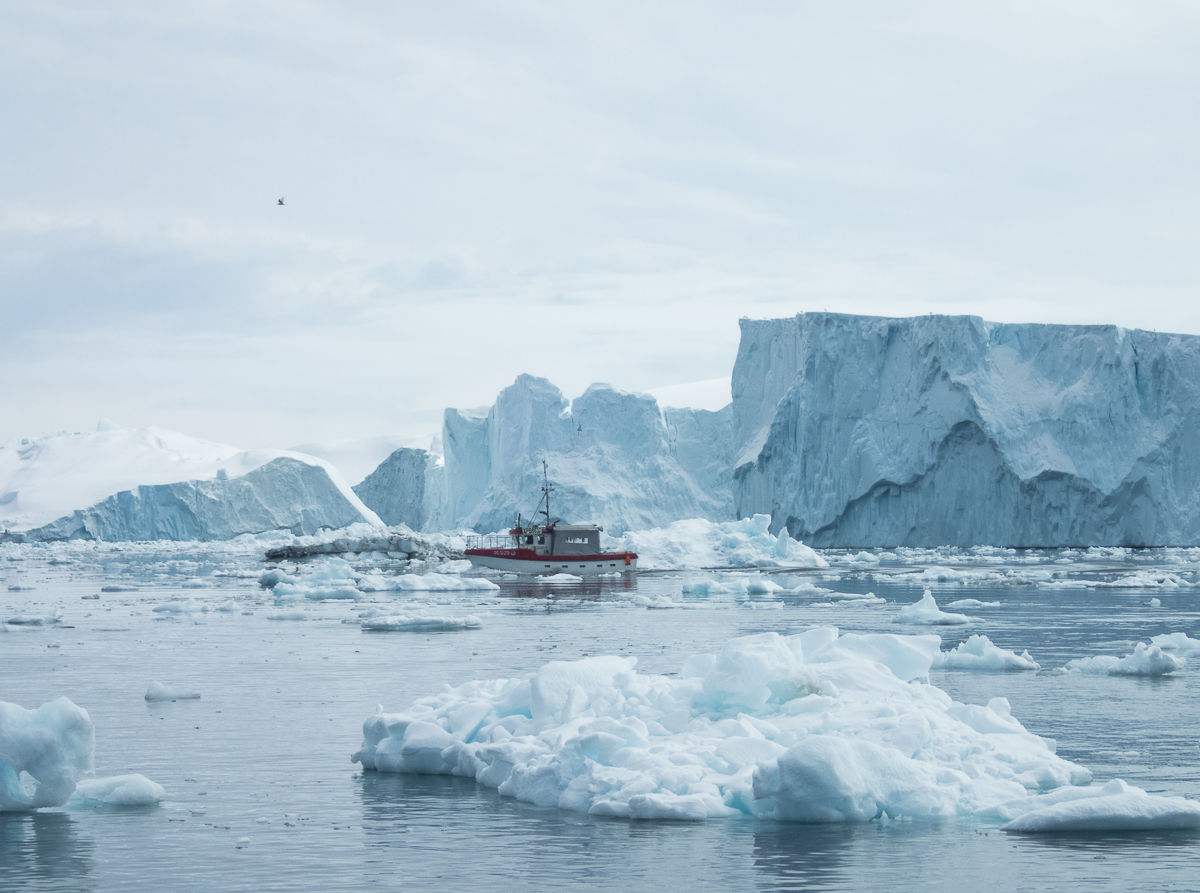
[70, 774, 166, 807]
[897, 591, 971, 626]
[0, 697, 94, 810]
[0, 424, 381, 537]
[931, 635, 1040, 671]
[350, 628, 1153, 825]
[611, 515, 827, 570]
[1062, 643, 1185, 676]
[365, 573, 500, 592]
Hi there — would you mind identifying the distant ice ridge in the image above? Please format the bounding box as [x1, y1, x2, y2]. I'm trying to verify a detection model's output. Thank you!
[733, 312, 1200, 547]
[1, 424, 380, 541]
[353, 375, 733, 535]
[610, 515, 827, 569]
[355, 628, 1192, 827]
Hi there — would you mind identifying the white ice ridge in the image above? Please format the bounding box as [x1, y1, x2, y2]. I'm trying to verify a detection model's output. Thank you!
[932, 635, 1040, 671]
[1061, 642, 1185, 676]
[994, 779, 1200, 832]
[0, 698, 94, 810]
[611, 515, 828, 570]
[351, 628, 1166, 825]
[1151, 632, 1200, 656]
[732, 312, 1200, 547]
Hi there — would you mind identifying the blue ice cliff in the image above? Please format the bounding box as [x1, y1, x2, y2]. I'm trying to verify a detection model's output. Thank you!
[732, 313, 1200, 547]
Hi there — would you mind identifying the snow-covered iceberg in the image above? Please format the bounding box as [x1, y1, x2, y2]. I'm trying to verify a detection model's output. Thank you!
[733, 312, 1200, 547]
[351, 628, 1152, 824]
[2, 424, 380, 542]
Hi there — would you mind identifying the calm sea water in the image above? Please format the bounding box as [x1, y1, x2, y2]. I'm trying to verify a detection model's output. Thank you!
[2, 545, 1199, 892]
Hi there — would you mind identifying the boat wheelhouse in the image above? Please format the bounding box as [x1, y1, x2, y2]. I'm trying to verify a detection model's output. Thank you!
[464, 463, 637, 575]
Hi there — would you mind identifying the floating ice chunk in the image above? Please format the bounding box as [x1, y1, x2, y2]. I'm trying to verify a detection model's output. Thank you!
[629, 595, 687, 609]
[353, 628, 1104, 823]
[361, 613, 482, 632]
[272, 557, 361, 600]
[144, 682, 201, 701]
[1096, 571, 1194, 589]
[0, 697, 94, 810]
[681, 579, 731, 595]
[1150, 632, 1200, 656]
[932, 635, 1040, 671]
[612, 515, 827, 570]
[537, 574, 583, 584]
[152, 599, 205, 614]
[1062, 643, 1184, 676]
[258, 568, 296, 589]
[438, 559, 474, 574]
[4, 607, 64, 626]
[70, 774, 165, 807]
[371, 574, 499, 592]
[945, 599, 1000, 609]
[266, 610, 312, 621]
[896, 591, 970, 625]
[999, 779, 1200, 832]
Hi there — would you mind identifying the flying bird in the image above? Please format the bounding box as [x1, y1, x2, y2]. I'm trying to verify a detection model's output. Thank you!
[277, 197, 285, 206]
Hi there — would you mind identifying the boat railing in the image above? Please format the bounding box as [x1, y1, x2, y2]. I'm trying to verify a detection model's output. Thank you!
[462, 534, 514, 551]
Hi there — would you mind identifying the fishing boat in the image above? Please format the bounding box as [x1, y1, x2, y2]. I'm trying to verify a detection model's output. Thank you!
[464, 463, 637, 574]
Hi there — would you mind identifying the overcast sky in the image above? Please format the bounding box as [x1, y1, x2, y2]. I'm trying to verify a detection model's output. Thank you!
[3, 1, 1199, 449]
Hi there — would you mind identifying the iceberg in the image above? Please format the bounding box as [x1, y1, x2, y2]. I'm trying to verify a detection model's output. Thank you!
[732, 313, 1200, 547]
[1, 424, 380, 542]
[421, 376, 732, 535]
[0, 697, 94, 810]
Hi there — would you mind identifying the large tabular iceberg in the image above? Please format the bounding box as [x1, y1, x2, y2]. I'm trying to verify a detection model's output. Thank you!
[352, 628, 1200, 826]
[732, 312, 1200, 547]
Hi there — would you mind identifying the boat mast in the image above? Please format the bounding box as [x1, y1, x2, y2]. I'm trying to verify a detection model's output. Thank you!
[541, 459, 553, 527]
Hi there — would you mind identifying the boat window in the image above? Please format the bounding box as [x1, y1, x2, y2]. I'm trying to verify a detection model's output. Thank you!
[537, 536, 545, 545]
[524, 536, 533, 545]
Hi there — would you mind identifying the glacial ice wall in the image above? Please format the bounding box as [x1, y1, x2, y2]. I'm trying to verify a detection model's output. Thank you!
[353, 447, 432, 529]
[733, 313, 1200, 547]
[20, 458, 377, 542]
[430, 375, 732, 534]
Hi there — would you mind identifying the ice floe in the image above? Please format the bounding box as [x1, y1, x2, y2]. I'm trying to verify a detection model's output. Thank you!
[69, 774, 166, 807]
[896, 591, 971, 625]
[995, 779, 1200, 832]
[1150, 632, 1200, 656]
[144, 682, 201, 701]
[366, 573, 499, 592]
[361, 613, 483, 632]
[350, 628, 1182, 826]
[931, 635, 1039, 671]
[1061, 643, 1184, 676]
